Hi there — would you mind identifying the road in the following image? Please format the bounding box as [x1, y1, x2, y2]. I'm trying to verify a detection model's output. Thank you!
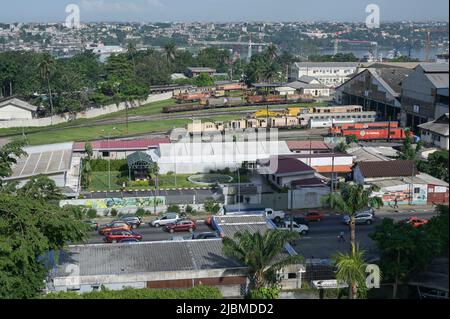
[86, 221, 213, 244]
[86, 210, 436, 259]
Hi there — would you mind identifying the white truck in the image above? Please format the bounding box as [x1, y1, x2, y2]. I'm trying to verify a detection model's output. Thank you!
[278, 221, 309, 235]
[218, 205, 285, 222]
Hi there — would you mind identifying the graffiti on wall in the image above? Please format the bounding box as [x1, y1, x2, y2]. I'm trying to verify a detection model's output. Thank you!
[380, 188, 427, 206]
[60, 196, 166, 209]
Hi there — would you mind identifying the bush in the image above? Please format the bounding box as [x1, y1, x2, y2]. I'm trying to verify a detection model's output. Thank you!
[185, 205, 196, 215]
[203, 200, 221, 214]
[39, 285, 223, 299]
[128, 180, 150, 187]
[135, 208, 146, 217]
[247, 286, 280, 299]
[86, 208, 98, 219]
[166, 204, 181, 214]
[110, 208, 118, 217]
[90, 159, 128, 172]
[116, 177, 129, 187]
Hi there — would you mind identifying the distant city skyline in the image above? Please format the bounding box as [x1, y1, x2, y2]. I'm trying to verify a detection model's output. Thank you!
[0, 0, 448, 23]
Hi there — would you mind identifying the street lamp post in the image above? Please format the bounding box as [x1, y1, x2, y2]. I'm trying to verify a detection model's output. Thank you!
[101, 127, 117, 191]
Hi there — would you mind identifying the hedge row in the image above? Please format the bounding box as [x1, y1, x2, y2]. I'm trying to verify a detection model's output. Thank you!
[89, 159, 128, 172]
[40, 286, 223, 299]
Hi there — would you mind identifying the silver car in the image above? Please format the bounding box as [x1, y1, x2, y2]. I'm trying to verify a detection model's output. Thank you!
[342, 213, 374, 225]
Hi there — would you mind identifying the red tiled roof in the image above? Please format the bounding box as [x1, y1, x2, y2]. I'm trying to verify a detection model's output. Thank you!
[73, 138, 170, 151]
[275, 158, 315, 174]
[286, 140, 330, 151]
[356, 160, 417, 178]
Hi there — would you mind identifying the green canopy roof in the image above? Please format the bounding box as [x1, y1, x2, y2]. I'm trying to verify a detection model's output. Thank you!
[127, 151, 153, 169]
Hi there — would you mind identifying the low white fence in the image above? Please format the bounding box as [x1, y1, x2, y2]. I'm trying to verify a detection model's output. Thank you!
[0, 92, 173, 129]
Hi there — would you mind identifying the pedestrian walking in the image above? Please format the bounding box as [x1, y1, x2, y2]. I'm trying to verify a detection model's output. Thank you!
[393, 197, 398, 209]
[338, 231, 345, 242]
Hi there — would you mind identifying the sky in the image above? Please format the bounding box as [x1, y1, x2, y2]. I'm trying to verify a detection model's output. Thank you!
[0, 0, 448, 23]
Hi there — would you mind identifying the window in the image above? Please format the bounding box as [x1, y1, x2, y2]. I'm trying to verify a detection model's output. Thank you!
[102, 151, 110, 157]
[288, 273, 297, 279]
[414, 187, 421, 194]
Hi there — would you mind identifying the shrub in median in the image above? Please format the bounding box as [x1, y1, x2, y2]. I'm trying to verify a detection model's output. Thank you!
[86, 208, 98, 219]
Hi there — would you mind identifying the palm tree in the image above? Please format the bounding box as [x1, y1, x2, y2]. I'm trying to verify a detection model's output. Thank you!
[222, 229, 304, 290]
[265, 43, 278, 62]
[164, 42, 177, 65]
[127, 42, 138, 71]
[38, 54, 55, 123]
[333, 244, 367, 299]
[321, 182, 383, 251]
[264, 63, 279, 83]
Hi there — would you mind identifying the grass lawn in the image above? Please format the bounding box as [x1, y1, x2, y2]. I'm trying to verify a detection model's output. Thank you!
[0, 98, 328, 145]
[88, 171, 250, 192]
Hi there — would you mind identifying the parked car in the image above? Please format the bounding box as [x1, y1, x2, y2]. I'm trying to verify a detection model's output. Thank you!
[98, 221, 132, 235]
[278, 221, 309, 235]
[149, 213, 181, 228]
[163, 219, 197, 233]
[192, 232, 220, 240]
[302, 211, 325, 222]
[104, 230, 142, 243]
[83, 220, 99, 231]
[287, 216, 310, 227]
[357, 207, 376, 217]
[405, 217, 429, 228]
[342, 213, 374, 225]
[119, 215, 142, 229]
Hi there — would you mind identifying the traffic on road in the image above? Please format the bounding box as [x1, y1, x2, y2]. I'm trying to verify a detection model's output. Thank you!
[84, 209, 436, 260]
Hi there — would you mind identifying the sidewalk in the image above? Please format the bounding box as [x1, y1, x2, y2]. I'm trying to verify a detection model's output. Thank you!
[289, 204, 437, 217]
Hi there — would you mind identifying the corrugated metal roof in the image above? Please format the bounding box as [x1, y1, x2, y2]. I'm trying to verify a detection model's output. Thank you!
[425, 73, 449, 89]
[420, 63, 449, 73]
[53, 240, 243, 278]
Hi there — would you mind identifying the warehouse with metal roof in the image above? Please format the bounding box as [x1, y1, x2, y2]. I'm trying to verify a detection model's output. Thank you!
[3, 142, 78, 194]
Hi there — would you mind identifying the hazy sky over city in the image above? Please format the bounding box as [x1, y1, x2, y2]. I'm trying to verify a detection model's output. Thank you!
[0, 0, 448, 23]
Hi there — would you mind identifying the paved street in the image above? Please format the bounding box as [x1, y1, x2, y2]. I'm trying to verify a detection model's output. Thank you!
[86, 221, 213, 244]
[86, 209, 437, 260]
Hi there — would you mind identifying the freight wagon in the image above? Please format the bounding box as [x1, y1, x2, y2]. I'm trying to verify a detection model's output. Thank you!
[336, 128, 413, 141]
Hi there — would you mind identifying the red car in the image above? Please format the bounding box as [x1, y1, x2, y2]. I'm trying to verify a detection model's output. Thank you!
[406, 217, 429, 228]
[164, 219, 197, 233]
[104, 230, 143, 243]
[302, 211, 324, 222]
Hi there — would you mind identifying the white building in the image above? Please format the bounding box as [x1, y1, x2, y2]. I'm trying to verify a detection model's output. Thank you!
[149, 141, 293, 174]
[3, 142, 79, 196]
[418, 113, 449, 150]
[290, 62, 358, 88]
[0, 97, 37, 120]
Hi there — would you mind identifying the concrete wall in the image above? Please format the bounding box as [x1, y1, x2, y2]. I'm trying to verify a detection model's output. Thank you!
[0, 104, 33, 120]
[420, 130, 449, 150]
[0, 92, 173, 129]
[298, 156, 353, 168]
[289, 187, 331, 209]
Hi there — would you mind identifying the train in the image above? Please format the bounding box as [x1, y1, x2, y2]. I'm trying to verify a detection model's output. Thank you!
[185, 105, 379, 135]
[337, 127, 414, 141]
[166, 93, 316, 113]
